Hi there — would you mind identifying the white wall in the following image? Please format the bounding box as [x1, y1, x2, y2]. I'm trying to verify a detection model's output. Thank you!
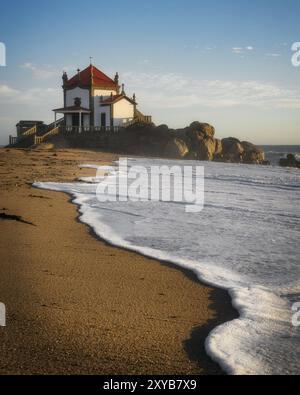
[93, 97, 134, 127]
[83, 114, 90, 127]
[93, 90, 116, 127]
[66, 87, 90, 108]
[113, 99, 134, 126]
[66, 114, 72, 127]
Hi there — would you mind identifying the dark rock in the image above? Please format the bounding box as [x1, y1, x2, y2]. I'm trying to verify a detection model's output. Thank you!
[279, 154, 300, 168]
[222, 137, 244, 162]
[156, 124, 170, 135]
[197, 137, 216, 161]
[214, 139, 223, 156]
[186, 123, 215, 151]
[188, 122, 215, 137]
[164, 138, 189, 159]
[241, 141, 265, 164]
[48, 120, 266, 166]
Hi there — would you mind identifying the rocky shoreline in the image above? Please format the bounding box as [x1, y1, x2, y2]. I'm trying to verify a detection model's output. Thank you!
[279, 154, 300, 169]
[39, 121, 299, 167]
[111, 121, 267, 165]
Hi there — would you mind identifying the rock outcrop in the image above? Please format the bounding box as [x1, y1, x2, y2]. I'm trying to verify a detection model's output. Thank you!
[112, 121, 265, 164]
[279, 154, 300, 168]
[196, 136, 216, 161]
[214, 139, 223, 156]
[187, 122, 215, 139]
[52, 120, 266, 165]
[164, 138, 189, 159]
[222, 137, 244, 162]
[241, 141, 265, 164]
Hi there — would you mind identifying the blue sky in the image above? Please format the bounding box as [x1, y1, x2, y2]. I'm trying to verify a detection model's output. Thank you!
[0, 0, 300, 145]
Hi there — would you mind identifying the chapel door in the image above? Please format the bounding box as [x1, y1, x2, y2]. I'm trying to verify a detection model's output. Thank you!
[101, 113, 106, 128]
[72, 113, 79, 127]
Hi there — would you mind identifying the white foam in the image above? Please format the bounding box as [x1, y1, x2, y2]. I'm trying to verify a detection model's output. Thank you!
[34, 158, 300, 375]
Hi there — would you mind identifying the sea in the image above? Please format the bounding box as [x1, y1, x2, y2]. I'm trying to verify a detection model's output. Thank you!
[34, 145, 300, 375]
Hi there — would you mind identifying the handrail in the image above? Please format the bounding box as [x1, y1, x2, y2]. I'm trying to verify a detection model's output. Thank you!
[34, 126, 60, 145]
[9, 136, 18, 146]
[123, 116, 152, 128]
[60, 126, 121, 134]
[22, 125, 37, 137]
[47, 117, 64, 129]
[133, 109, 152, 124]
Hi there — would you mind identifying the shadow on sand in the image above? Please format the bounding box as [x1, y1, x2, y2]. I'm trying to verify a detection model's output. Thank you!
[160, 261, 239, 375]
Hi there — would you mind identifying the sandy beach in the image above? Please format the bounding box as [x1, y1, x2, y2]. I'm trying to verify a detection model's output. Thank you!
[0, 147, 237, 375]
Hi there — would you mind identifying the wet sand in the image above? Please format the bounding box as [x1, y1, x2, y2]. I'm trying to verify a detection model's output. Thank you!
[0, 147, 237, 375]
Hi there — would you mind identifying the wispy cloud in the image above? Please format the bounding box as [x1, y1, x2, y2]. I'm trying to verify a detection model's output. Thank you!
[232, 46, 254, 55]
[265, 53, 281, 57]
[122, 72, 300, 110]
[0, 84, 19, 98]
[0, 83, 59, 104]
[20, 63, 57, 79]
[2, 71, 299, 114]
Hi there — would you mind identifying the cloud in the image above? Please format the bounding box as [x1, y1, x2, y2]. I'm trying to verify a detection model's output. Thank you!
[232, 46, 254, 55]
[1, 70, 300, 117]
[20, 63, 57, 79]
[0, 83, 59, 105]
[265, 53, 281, 57]
[0, 84, 19, 98]
[122, 72, 300, 110]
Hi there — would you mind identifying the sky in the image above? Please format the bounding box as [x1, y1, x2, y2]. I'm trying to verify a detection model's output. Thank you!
[0, 0, 300, 145]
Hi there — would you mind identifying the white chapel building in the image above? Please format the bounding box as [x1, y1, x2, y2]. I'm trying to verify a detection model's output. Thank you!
[53, 63, 151, 130]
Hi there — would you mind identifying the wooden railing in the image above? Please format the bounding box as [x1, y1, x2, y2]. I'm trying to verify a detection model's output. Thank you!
[9, 136, 18, 146]
[34, 126, 60, 145]
[10, 116, 154, 147]
[48, 117, 64, 130]
[22, 125, 37, 137]
[133, 109, 152, 125]
[60, 126, 122, 134]
[123, 116, 152, 128]
[9, 133, 34, 146]
[10, 121, 63, 147]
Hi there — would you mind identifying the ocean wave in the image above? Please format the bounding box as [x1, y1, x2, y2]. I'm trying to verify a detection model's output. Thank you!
[34, 158, 300, 375]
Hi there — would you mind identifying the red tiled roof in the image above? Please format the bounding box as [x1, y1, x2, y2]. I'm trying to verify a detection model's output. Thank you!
[101, 94, 136, 105]
[65, 65, 116, 89]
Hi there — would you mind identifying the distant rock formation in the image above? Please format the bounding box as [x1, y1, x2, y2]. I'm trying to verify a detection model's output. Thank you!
[46, 120, 266, 165]
[118, 121, 266, 164]
[279, 154, 300, 168]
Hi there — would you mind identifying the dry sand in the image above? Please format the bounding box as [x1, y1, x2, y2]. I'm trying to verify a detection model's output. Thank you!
[0, 147, 237, 375]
